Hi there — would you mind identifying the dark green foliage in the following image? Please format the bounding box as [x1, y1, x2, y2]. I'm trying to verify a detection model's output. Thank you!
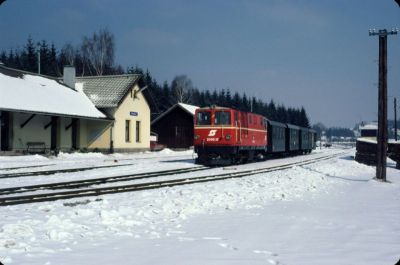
[0, 35, 123, 77]
[1, 35, 311, 127]
[131, 70, 311, 127]
[23, 37, 37, 72]
[326, 127, 355, 138]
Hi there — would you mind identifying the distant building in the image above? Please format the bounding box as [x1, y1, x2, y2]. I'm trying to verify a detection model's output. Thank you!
[359, 123, 378, 139]
[151, 103, 198, 149]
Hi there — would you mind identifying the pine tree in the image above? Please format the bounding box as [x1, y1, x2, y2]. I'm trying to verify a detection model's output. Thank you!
[232, 92, 241, 109]
[218, 89, 226, 107]
[0, 51, 6, 64]
[299, 107, 310, 128]
[267, 100, 277, 120]
[211, 90, 218, 105]
[48, 43, 58, 76]
[22, 37, 37, 72]
[161, 81, 172, 109]
[225, 89, 232, 106]
[204, 90, 212, 106]
[38, 40, 50, 75]
[242, 93, 249, 111]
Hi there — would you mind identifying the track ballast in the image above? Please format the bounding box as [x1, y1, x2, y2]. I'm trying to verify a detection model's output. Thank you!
[0, 153, 344, 206]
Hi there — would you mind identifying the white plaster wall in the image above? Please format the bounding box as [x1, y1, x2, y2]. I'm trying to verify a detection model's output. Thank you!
[59, 117, 73, 150]
[113, 84, 150, 150]
[12, 113, 52, 151]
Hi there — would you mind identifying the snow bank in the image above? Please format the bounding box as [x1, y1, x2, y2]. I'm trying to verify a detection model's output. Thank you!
[0, 149, 399, 265]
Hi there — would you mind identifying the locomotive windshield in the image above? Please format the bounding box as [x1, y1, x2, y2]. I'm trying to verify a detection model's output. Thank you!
[196, 111, 211, 125]
[214, 111, 231, 125]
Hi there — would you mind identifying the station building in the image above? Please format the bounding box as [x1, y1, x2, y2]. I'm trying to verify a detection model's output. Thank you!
[75, 72, 150, 152]
[0, 65, 150, 154]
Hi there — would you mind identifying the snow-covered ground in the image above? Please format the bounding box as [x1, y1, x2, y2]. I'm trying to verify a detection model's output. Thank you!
[0, 148, 399, 265]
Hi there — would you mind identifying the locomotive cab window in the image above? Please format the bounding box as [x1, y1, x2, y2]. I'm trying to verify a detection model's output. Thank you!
[196, 111, 211, 125]
[214, 111, 231, 125]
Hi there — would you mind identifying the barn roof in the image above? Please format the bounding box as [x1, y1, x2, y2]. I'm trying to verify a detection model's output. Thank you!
[0, 65, 107, 120]
[151, 103, 198, 125]
[177, 102, 198, 115]
[76, 74, 142, 108]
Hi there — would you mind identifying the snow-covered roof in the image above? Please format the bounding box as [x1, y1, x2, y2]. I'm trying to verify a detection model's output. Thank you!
[177, 102, 198, 115]
[360, 123, 378, 130]
[0, 67, 107, 119]
[151, 103, 199, 125]
[357, 138, 377, 144]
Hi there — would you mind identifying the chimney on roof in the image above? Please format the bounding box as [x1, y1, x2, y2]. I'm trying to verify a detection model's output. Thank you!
[63, 66, 76, 89]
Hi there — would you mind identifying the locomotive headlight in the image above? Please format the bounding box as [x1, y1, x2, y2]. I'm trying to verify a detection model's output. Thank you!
[225, 134, 231, 140]
[194, 134, 200, 140]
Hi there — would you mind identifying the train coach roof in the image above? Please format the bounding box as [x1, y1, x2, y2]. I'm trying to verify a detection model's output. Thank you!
[198, 106, 231, 110]
[287, 124, 300, 129]
[267, 120, 286, 127]
[299, 127, 315, 133]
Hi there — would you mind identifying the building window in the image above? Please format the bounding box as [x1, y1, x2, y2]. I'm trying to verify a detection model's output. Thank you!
[125, 120, 130, 142]
[136, 121, 141, 143]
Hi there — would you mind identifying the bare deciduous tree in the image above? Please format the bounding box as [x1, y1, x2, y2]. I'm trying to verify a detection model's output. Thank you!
[171, 75, 193, 103]
[61, 43, 75, 66]
[81, 28, 115, 76]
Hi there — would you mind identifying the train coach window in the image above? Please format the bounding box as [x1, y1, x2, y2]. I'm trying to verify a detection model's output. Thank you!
[196, 111, 211, 125]
[215, 111, 231, 125]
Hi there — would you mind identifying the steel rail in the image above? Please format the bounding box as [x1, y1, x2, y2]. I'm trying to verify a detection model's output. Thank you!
[0, 155, 198, 178]
[0, 152, 344, 206]
[0, 166, 209, 195]
[0, 163, 140, 179]
[0, 164, 57, 171]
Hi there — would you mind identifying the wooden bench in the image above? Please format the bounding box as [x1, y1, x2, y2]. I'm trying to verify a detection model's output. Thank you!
[26, 142, 46, 154]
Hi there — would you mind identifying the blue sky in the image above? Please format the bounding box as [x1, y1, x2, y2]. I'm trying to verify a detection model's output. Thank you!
[1, 0, 400, 127]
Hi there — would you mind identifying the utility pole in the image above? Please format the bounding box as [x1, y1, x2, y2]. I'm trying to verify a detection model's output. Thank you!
[37, 44, 41, 75]
[395, 97, 398, 141]
[369, 28, 398, 182]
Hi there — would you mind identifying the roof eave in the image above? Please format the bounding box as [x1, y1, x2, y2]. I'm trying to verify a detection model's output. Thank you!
[0, 107, 113, 122]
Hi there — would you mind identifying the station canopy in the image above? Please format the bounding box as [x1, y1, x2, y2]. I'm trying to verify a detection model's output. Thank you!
[0, 67, 107, 120]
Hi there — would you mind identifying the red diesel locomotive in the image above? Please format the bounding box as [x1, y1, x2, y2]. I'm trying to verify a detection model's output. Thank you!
[194, 106, 317, 165]
[194, 106, 268, 165]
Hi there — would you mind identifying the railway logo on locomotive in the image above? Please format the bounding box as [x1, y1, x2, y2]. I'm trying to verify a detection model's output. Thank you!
[208, 130, 217, 137]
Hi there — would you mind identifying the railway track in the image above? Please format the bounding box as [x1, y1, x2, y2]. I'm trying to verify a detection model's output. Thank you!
[0, 152, 345, 206]
[0, 162, 139, 179]
[0, 166, 209, 196]
[0, 163, 57, 171]
[0, 155, 197, 178]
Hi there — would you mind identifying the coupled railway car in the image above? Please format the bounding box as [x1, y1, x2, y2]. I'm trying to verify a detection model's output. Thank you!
[194, 106, 316, 165]
[267, 120, 286, 153]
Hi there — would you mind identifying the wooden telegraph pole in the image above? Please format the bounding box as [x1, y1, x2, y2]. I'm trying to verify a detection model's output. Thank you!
[369, 28, 398, 181]
[395, 97, 398, 141]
